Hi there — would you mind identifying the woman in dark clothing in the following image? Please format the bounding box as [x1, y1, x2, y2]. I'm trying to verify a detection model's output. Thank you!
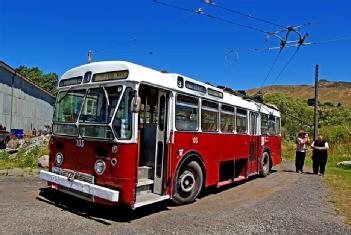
[311, 135, 329, 176]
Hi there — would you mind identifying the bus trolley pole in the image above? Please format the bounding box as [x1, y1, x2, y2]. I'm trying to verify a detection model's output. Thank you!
[314, 64, 319, 141]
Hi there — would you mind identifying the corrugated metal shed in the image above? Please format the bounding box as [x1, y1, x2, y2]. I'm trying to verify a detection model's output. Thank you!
[0, 61, 55, 132]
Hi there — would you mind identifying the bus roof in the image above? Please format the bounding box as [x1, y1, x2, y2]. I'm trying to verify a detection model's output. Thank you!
[60, 61, 280, 117]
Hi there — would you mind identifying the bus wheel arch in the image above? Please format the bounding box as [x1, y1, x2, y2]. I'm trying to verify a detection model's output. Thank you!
[172, 151, 205, 204]
[260, 149, 271, 177]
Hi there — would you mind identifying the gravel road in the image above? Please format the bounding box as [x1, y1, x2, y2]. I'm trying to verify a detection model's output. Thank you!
[0, 161, 350, 235]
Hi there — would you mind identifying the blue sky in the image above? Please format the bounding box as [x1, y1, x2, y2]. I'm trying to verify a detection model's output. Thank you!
[1, 0, 350, 90]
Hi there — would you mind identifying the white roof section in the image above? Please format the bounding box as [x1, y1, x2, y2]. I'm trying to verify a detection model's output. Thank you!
[60, 61, 280, 117]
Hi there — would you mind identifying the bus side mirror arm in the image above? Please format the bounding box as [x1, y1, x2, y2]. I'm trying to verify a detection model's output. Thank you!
[130, 91, 141, 113]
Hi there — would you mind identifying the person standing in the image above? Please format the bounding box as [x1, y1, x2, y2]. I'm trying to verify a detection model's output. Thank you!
[295, 132, 310, 173]
[311, 135, 329, 176]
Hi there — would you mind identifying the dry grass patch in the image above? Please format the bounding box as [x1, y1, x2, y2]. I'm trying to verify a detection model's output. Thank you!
[323, 167, 351, 224]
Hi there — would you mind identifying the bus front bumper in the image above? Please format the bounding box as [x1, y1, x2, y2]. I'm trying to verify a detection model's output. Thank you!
[39, 170, 119, 202]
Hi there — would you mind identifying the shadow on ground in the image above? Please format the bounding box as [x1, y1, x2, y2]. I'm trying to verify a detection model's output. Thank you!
[37, 188, 169, 224]
[37, 170, 278, 224]
[198, 169, 278, 198]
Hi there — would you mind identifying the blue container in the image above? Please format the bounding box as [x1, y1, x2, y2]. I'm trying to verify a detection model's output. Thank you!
[11, 129, 24, 139]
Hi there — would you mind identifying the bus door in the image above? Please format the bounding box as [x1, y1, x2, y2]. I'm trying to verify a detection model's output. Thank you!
[153, 90, 167, 194]
[138, 85, 168, 195]
[249, 112, 259, 175]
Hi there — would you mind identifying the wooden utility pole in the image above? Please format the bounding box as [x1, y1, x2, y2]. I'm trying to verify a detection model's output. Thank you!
[314, 64, 319, 140]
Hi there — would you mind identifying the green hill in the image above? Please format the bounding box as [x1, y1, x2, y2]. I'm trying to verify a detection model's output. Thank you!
[247, 79, 351, 109]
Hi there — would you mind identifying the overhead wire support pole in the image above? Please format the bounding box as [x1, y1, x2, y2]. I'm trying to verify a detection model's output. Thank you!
[88, 50, 92, 63]
[314, 64, 319, 141]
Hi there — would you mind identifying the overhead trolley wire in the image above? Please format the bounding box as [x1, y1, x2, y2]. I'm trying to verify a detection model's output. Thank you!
[261, 50, 283, 87]
[94, 38, 137, 53]
[153, 0, 269, 34]
[306, 6, 351, 25]
[253, 35, 351, 51]
[271, 47, 300, 86]
[204, 1, 287, 29]
[303, 36, 351, 46]
[93, 7, 201, 56]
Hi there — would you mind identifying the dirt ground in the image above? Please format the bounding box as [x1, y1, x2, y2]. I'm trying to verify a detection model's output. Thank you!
[0, 161, 350, 235]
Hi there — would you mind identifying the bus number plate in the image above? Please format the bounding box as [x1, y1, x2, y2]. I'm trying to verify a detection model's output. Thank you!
[76, 139, 84, 148]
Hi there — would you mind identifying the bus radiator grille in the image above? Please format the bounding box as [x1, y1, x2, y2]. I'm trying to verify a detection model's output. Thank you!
[52, 167, 95, 184]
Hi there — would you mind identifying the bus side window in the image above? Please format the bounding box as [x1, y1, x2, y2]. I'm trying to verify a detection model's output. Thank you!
[175, 94, 198, 131]
[261, 114, 269, 135]
[201, 100, 219, 132]
[236, 108, 248, 134]
[221, 105, 235, 133]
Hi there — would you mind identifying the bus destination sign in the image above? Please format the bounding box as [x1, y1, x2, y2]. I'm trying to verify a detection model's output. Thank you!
[93, 70, 129, 82]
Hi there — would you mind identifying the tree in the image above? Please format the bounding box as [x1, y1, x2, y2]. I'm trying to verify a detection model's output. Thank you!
[15, 66, 58, 95]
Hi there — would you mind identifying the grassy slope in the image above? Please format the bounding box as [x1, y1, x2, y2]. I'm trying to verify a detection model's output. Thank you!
[248, 84, 351, 109]
[283, 141, 351, 224]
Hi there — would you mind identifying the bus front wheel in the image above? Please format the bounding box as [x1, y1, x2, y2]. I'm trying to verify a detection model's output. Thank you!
[173, 161, 203, 204]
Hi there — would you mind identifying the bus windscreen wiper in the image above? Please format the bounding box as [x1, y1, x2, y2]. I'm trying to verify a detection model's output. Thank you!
[102, 86, 110, 106]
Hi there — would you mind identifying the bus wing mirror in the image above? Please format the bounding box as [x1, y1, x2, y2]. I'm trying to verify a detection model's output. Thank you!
[131, 96, 141, 113]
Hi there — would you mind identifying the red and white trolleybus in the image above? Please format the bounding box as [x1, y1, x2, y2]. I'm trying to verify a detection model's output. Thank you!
[40, 61, 282, 208]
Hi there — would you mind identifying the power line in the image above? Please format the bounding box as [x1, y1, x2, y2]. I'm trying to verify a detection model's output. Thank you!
[307, 7, 351, 25]
[261, 50, 283, 87]
[282, 110, 312, 127]
[204, 0, 287, 29]
[95, 50, 193, 55]
[271, 47, 301, 85]
[303, 36, 351, 46]
[94, 38, 137, 53]
[153, 0, 269, 34]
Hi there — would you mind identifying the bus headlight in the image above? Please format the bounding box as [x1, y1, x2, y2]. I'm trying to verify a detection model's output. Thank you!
[94, 160, 106, 175]
[55, 152, 64, 166]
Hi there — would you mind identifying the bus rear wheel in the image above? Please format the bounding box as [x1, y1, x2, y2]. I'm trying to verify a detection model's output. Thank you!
[173, 161, 203, 204]
[260, 152, 271, 177]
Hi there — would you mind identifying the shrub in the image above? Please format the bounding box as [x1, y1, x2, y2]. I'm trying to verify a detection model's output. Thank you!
[0, 151, 10, 161]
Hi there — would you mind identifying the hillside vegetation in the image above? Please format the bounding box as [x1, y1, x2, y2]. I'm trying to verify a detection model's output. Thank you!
[248, 79, 351, 109]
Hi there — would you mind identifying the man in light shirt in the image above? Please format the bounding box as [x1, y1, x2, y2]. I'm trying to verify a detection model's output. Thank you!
[295, 132, 310, 173]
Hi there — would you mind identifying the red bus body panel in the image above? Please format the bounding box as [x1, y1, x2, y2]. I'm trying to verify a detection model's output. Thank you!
[168, 132, 282, 196]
